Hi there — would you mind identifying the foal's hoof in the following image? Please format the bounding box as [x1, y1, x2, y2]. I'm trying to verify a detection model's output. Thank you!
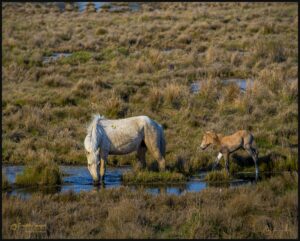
[133, 163, 145, 172]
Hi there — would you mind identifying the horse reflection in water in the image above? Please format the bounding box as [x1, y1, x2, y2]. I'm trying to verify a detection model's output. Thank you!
[84, 114, 166, 185]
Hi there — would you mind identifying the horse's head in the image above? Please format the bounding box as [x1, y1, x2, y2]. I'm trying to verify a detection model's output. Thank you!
[84, 138, 100, 184]
[200, 131, 218, 150]
[84, 114, 105, 184]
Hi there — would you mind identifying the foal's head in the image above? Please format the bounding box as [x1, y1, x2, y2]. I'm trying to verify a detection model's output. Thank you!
[200, 131, 219, 150]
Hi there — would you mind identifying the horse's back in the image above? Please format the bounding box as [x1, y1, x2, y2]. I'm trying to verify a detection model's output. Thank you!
[101, 115, 150, 125]
[99, 115, 163, 155]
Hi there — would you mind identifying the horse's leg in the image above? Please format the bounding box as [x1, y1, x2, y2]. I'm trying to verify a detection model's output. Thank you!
[245, 145, 259, 180]
[136, 143, 147, 170]
[100, 156, 107, 183]
[224, 152, 230, 175]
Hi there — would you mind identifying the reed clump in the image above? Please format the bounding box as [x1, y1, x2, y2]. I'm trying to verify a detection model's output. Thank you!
[15, 160, 62, 187]
[122, 170, 187, 184]
[205, 170, 231, 182]
[2, 173, 11, 190]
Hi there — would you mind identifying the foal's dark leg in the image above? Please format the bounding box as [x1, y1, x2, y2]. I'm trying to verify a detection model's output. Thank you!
[245, 145, 259, 180]
[224, 152, 230, 175]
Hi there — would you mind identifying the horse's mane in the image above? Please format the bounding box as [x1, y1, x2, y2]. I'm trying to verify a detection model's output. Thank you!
[85, 114, 106, 152]
[87, 114, 105, 134]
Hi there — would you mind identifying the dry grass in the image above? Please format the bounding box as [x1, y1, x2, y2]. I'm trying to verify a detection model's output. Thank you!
[1, 2, 298, 176]
[2, 172, 297, 238]
[15, 159, 62, 186]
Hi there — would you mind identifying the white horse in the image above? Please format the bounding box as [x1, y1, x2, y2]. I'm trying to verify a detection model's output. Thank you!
[84, 114, 166, 184]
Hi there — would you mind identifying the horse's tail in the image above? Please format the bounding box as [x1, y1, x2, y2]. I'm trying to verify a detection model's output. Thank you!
[159, 126, 166, 157]
[143, 117, 165, 158]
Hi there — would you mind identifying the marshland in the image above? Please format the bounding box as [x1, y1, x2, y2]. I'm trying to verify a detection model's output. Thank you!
[2, 2, 298, 239]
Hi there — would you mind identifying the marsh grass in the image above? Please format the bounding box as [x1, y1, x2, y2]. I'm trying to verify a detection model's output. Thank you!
[2, 2, 298, 239]
[15, 160, 62, 187]
[122, 171, 187, 184]
[59, 51, 92, 65]
[2, 173, 11, 190]
[205, 170, 231, 182]
[2, 2, 298, 177]
[2, 172, 298, 238]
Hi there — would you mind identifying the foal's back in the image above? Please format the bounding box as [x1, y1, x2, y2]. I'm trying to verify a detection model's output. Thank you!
[221, 130, 253, 147]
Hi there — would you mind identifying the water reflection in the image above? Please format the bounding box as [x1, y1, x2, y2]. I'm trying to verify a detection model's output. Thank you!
[53, 2, 140, 12]
[2, 165, 265, 198]
[42, 52, 72, 64]
[190, 79, 254, 94]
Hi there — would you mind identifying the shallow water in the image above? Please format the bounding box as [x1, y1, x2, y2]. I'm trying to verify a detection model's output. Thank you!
[223, 78, 254, 92]
[190, 78, 254, 94]
[54, 2, 140, 12]
[42, 52, 72, 64]
[2, 165, 256, 198]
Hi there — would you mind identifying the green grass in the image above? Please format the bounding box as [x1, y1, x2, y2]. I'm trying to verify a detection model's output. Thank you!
[59, 51, 92, 65]
[15, 160, 62, 187]
[2, 173, 11, 190]
[122, 171, 187, 184]
[205, 170, 231, 182]
[96, 27, 108, 35]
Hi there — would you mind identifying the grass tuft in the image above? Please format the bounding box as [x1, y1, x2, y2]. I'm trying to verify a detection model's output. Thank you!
[205, 170, 231, 182]
[2, 173, 11, 190]
[122, 171, 187, 184]
[15, 160, 62, 187]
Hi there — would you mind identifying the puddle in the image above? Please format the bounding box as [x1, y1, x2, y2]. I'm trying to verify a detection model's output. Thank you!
[53, 2, 140, 13]
[42, 52, 72, 64]
[3, 165, 258, 198]
[190, 81, 201, 93]
[223, 78, 254, 92]
[161, 48, 174, 54]
[190, 78, 254, 94]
